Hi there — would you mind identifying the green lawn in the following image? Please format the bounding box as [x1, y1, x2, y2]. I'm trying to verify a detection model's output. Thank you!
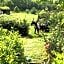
[10, 12, 38, 23]
[22, 37, 45, 62]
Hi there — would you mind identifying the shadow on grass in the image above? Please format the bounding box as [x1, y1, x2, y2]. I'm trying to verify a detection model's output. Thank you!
[21, 34, 43, 39]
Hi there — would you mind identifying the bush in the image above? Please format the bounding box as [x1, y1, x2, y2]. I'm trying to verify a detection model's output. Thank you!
[30, 7, 37, 14]
[39, 10, 50, 19]
[0, 19, 29, 36]
[18, 19, 29, 36]
[0, 21, 14, 30]
[25, 9, 29, 13]
[42, 12, 64, 64]
[57, 4, 63, 11]
[14, 6, 20, 12]
[52, 52, 64, 64]
[0, 28, 24, 64]
[47, 4, 57, 11]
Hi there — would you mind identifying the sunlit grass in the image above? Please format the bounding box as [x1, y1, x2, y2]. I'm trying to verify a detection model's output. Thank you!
[10, 12, 38, 23]
[21, 37, 45, 62]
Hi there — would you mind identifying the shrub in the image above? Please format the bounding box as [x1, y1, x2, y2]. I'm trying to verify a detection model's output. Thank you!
[57, 4, 63, 11]
[0, 21, 14, 30]
[39, 10, 50, 19]
[18, 19, 29, 36]
[0, 19, 29, 36]
[42, 12, 64, 64]
[25, 9, 29, 13]
[0, 28, 24, 64]
[14, 6, 20, 12]
[30, 7, 37, 14]
[52, 52, 64, 64]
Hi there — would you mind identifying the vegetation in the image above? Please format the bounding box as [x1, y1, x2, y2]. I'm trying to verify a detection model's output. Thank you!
[0, 11, 64, 63]
[0, 0, 64, 64]
[0, 0, 64, 11]
[30, 7, 37, 14]
[14, 6, 20, 12]
[0, 6, 10, 10]
[0, 18, 29, 36]
[0, 28, 24, 64]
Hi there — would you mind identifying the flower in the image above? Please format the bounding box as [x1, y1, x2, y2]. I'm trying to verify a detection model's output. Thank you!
[45, 42, 50, 49]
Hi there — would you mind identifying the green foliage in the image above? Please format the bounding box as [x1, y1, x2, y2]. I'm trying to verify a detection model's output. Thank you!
[42, 12, 64, 63]
[4, 0, 34, 11]
[44, 13, 64, 52]
[25, 9, 29, 13]
[0, 28, 24, 64]
[48, 4, 57, 11]
[0, 0, 64, 11]
[42, 26, 64, 63]
[6, 0, 14, 10]
[0, 17, 29, 36]
[18, 19, 29, 36]
[39, 10, 50, 19]
[52, 52, 64, 64]
[0, 6, 10, 10]
[30, 7, 37, 14]
[0, 11, 64, 63]
[14, 6, 20, 12]
[57, 4, 63, 11]
[44, 12, 64, 30]
[48, 28, 64, 53]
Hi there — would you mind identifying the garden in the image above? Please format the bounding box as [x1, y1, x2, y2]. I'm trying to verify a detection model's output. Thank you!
[0, 0, 64, 64]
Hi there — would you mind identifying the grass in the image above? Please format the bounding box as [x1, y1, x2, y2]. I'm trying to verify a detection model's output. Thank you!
[0, 12, 37, 25]
[21, 24, 46, 62]
[10, 12, 38, 23]
[22, 37, 45, 62]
